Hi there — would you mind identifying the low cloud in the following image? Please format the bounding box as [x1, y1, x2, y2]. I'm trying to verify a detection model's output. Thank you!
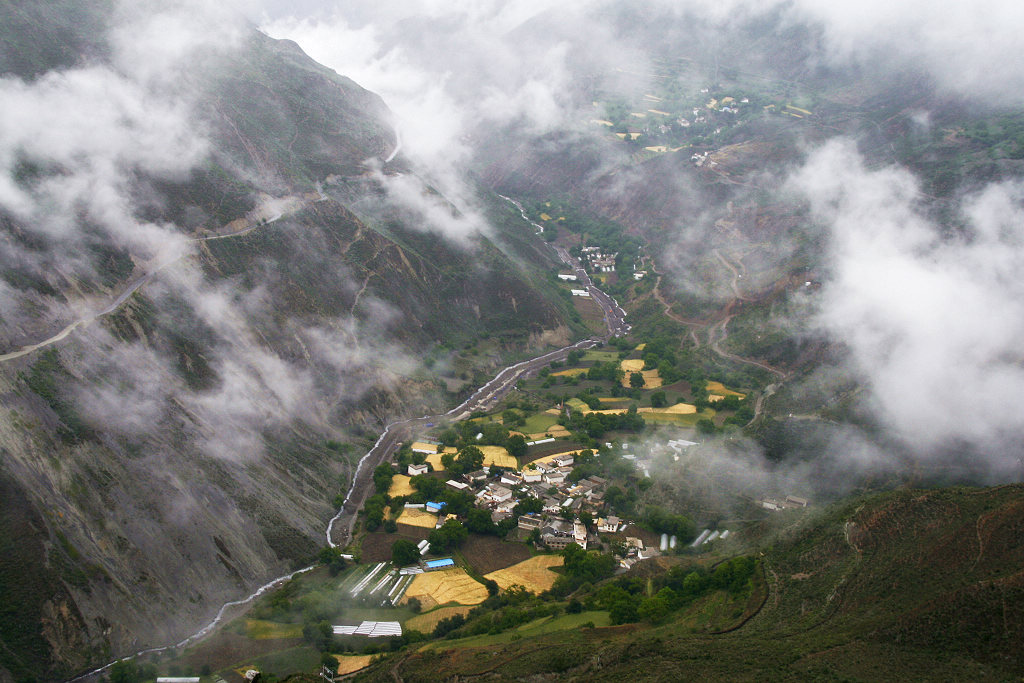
[790, 139, 1024, 472]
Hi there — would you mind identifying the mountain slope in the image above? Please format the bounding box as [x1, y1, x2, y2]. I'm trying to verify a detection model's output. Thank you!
[0, 6, 583, 680]
[358, 485, 1024, 681]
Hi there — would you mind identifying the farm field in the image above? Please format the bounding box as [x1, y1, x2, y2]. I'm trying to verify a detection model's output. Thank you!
[484, 555, 564, 593]
[551, 367, 588, 377]
[583, 350, 620, 362]
[640, 409, 715, 426]
[478, 445, 517, 468]
[404, 605, 475, 633]
[361, 527, 429, 562]
[620, 358, 645, 372]
[332, 654, 375, 675]
[397, 508, 439, 529]
[244, 620, 303, 639]
[521, 411, 560, 434]
[388, 474, 415, 497]
[424, 451, 446, 470]
[706, 380, 745, 397]
[419, 611, 611, 651]
[401, 568, 489, 610]
[621, 368, 662, 388]
[459, 534, 532, 574]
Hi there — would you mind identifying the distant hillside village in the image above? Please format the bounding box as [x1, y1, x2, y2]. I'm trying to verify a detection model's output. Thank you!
[371, 422, 793, 575]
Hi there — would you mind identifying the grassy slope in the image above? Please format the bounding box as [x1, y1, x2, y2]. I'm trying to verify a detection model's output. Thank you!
[355, 485, 1024, 681]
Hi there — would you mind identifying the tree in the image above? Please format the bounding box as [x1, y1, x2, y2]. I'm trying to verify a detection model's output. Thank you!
[429, 519, 468, 552]
[638, 589, 674, 624]
[372, 463, 394, 495]
[506, 433, 528, 458]
[411, 474, 444, 499]
[441, 452, 457, 471]
[696, 418, 718, 435]
[466, 507, 497, 535]
[629, 372, 645, 388]
[458, 445, 485, 471]
[321, 653, 340, 676]
[439, 428, 459, 446]
[650, 391, 667, 408]
[391, 539, 420, 566]
[318, 546, 348, 576]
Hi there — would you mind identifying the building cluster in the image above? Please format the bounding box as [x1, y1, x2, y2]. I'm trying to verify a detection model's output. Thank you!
[759, 495, 809, 511]
[436, 451, 628, 551]
[580, 246, 618, 273]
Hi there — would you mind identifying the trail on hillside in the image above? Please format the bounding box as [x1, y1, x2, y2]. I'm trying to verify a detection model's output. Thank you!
[0, 203, 300, 364]
[69, 194, 629, 683]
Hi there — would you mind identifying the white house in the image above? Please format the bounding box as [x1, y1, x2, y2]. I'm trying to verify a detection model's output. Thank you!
[557, 273, 578, 281]
[570, 289, 590, 297]
[486, 484, 513, 503]
[500, 472, 523, 487]
[544, 471, 566, 485]
[408, 463, 429, 476]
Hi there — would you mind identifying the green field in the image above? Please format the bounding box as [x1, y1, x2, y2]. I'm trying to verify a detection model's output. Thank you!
[420, 611, 611, 650]
[583, 350, 621, 362]
[245, 619, 303, 639]
[520, 412, 561, 433]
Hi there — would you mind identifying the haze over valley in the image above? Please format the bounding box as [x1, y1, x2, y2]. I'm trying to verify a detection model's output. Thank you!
[2, 2, 1024, 681]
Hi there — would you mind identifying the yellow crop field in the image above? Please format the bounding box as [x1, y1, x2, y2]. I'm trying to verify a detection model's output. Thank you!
[620, 359, 645, 372]
[388, 474, 415, 497]
[397, 508, 438, 529]
[647, 109, 671, 116]
[620, 366, 662, 388]
[705, 381, 745, 398]
[551, 368, 588, 377]
[586, 403, 697, 416]
[479, 445, 518, 468]
[485, 555, 564, 593]
[410, 441, 443, 453]
[641, 403, 697, 415]
[536, 426, 570, 438]
[405, 605, 474, 633]
[332, 655, 375, 675]
[401, 568, 488, 610]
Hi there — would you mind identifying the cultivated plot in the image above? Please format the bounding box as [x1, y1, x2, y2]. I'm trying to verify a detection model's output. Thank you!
[484, 555, 564, 593]
[397, 508, 439, 529]
[388, 474, 415, 497]
[404, 605, 474, 633]
[400, 568, 488, 610]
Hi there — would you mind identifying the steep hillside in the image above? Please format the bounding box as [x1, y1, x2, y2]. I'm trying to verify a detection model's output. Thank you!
[358, 485, 1024, 681]
[0, 6, 583, 681]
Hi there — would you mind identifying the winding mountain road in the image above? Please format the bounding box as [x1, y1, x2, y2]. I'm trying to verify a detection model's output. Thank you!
[69, 193, 628, 682]
[0, 206, 294, 364]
